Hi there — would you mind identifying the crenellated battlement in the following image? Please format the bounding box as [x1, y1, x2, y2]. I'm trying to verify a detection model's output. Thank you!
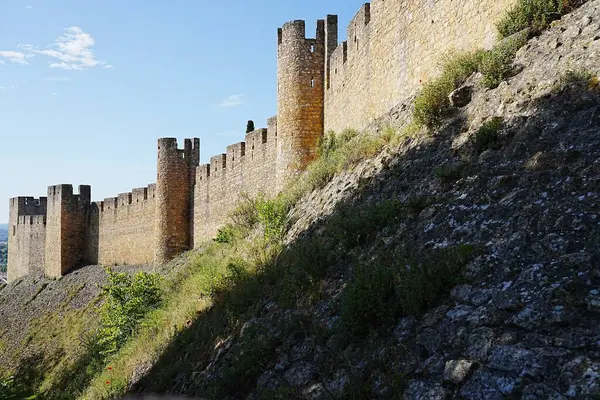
[10, 196, 47, 217]
[210, 154, 227, 175]
[96, 183, 157, 215]
[47, 184, 91, 203]
[195, 119, 277, 185]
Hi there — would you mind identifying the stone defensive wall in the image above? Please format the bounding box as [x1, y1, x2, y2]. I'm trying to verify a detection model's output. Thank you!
[85, 184, 157, 267]
[194, 118, 278, 242]
[8, 0, 522, 282]
[324, 0, 517, 133]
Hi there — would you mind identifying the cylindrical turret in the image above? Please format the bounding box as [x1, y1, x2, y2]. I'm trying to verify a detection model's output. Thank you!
[276, 19, 326, 190]
[154, 138, 199, 264]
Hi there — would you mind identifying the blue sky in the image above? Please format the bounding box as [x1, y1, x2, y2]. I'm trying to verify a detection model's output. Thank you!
[0, 0, 367, 223]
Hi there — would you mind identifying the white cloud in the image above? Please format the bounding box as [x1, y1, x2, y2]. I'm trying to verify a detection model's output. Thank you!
[51, 93, 60, 96]
[218, 93, 245, 108]
[0, 51, 31, 64]
[45, 76, 71, 81]
[30, 26, 111, 71]
[26, 5, 33, 9]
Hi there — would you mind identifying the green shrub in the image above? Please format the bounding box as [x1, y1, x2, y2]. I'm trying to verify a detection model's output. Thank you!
[213, 225, 235, 244]
[341, 245, 475, 336]
[277, 128, 394, 210]
[0, 376, 36, 399]
[434, 163, 463, 182]
[326, 199, 405, 250]
[497, 0, 579, 38]
[556, 68, 595, 90]
[231, 193, 260, 230]
[96, 268, 163, 356]
[317, 129, 358, 158]
[479, 33, 528, 89]
[474, 117, 504, 152]
[256, 197, 289, 243]
[413, 51, 482, 129]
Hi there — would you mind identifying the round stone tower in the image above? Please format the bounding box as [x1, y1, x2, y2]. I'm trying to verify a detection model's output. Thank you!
[154, 137, 199, 264]
[276, 19, 326, 190]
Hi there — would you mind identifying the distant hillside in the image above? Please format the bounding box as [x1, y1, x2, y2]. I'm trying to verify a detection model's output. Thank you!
[0, 224, 8, 243]
[0, 243, 5, 272]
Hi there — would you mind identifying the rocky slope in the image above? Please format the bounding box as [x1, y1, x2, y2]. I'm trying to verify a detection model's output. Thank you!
[1, 2, 600, 399]
[133, 2, 600, 399]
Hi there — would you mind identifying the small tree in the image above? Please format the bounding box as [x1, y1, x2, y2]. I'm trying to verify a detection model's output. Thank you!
[246, 120, 255, 133]
[96, 268, 162, 356]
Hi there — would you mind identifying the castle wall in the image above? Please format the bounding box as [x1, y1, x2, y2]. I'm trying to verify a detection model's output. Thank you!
[324, 0, 517, 133]
[7, 197, 47, 281]
[193, 121, 278, 243]
[8, 0, 523, 281]
[86, 185, 157, 266]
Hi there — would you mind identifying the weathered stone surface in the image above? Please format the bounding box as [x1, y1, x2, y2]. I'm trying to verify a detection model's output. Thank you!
[403, 380, 448, 400]
[521, 383, 566, 399]
[460, 371, 517, 400]
[560, 357, 600, 397]
[487, 346, 544, 376]
[449, 85, 474, 108]
[393, 317, 416, 344]
[284, 362, 317, 387]
[444, 360, 475, 383]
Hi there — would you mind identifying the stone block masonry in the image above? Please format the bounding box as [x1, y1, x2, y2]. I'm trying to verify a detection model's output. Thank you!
[325, 0, 518, 134]
[8, 0, 518, 281]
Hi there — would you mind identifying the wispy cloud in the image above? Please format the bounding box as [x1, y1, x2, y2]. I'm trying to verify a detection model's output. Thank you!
[25, 5, 33, 9]
[45, 76, 71, 81]
[31, 27, 112, 70]
[218, 93, 245, 108]
[0, 84, 21, 91]
[51, 93, 60, 96]
[0, 51, 31, 65]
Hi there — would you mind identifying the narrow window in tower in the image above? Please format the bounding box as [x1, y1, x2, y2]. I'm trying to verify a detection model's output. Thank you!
[311, 78, 315, 88]
[310, 44, 315, 53]
[13, 226, 16, 236]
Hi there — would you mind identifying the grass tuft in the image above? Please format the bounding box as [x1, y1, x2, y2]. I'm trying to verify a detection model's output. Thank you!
[473, 117, 505, 152]
[413, 52, 483, 129]
[479, 32, 528, 89]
